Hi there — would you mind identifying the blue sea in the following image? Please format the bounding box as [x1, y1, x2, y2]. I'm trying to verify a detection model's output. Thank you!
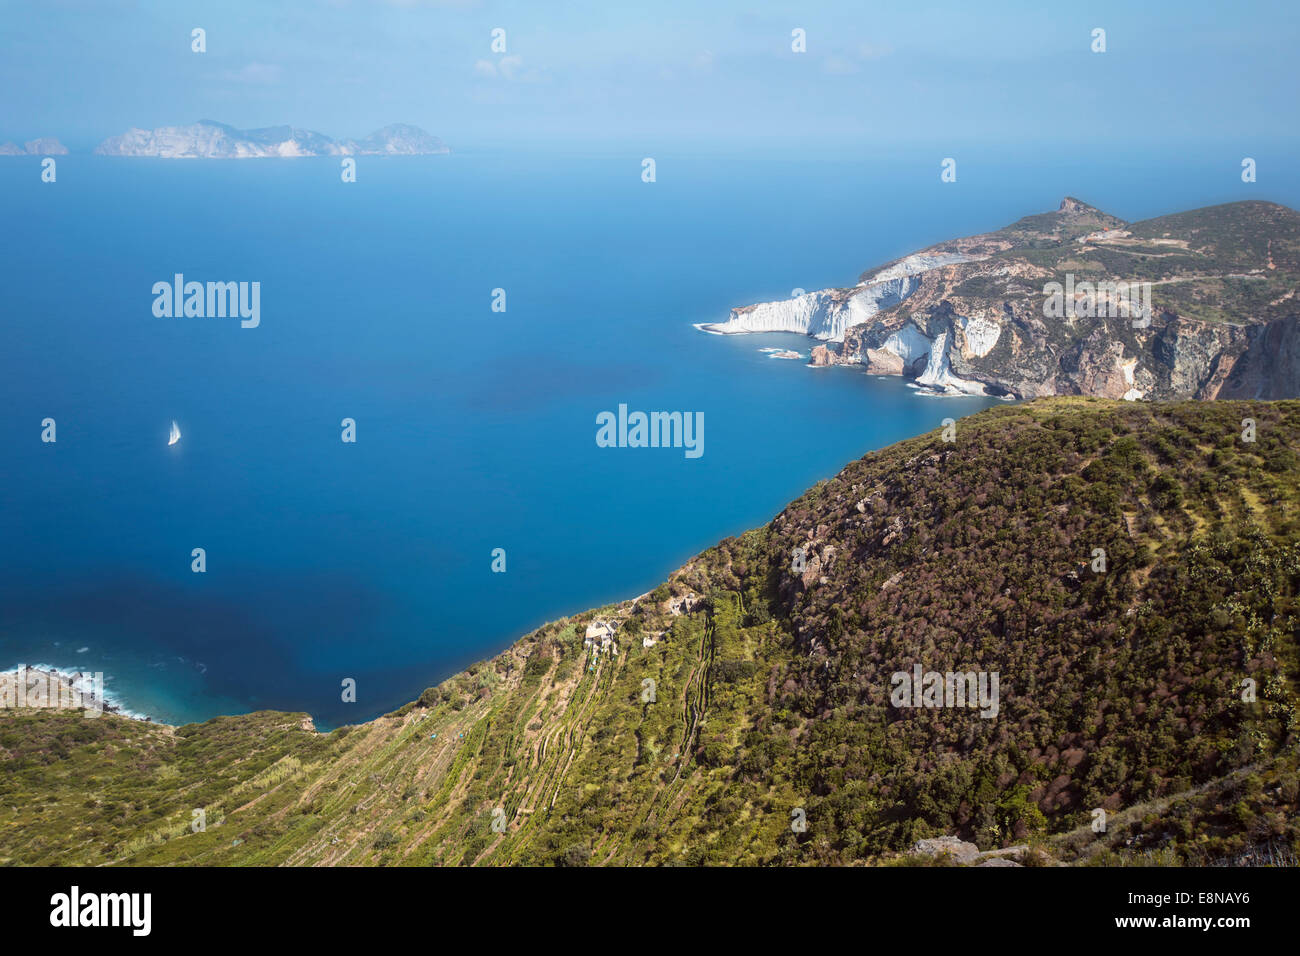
[2, 143, 1296, 727]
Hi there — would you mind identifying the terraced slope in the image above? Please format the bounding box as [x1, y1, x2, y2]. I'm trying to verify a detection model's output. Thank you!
[2, 398, 1298, 866]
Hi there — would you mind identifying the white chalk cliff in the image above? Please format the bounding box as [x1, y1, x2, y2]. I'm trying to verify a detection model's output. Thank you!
[698, 253, 975, 342]
[881, 323, 932, 365]
[703, 198, 1300, 403]
[913, 331, 985, 394]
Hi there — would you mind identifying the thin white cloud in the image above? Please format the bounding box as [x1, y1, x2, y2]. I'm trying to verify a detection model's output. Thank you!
[473, 55, 527, 81]
[823, 42, 893, 74]
[218, 62, 283, 85]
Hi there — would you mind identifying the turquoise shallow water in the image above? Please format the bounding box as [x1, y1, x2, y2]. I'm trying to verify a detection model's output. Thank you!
[1, 145, 1294, 727]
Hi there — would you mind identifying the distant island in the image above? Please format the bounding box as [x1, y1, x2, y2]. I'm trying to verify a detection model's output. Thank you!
[93, 121, 449, 158]
[0, 137, 68, 156]
[701, 198, 1300, 403]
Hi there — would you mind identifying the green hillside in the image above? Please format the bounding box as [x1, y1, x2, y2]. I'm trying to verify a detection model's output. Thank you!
[3, 398, 1298, 866]
[990, 200, 1300, 321]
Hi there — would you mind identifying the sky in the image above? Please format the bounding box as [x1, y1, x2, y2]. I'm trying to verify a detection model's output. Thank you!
[1, 0, 1298, 152]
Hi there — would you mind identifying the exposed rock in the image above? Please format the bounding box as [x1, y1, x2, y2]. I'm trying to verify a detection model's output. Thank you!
[701, 198, 1300, 401]
[912, 835, 980, 863]
[809, 344, 839, 367]
[667, 593, 701, 616]
[1218, 315, 1300, 399]
[977, 844, 1030, 861]
[697, 275, 922, 341]
[862, 347, 904, 375]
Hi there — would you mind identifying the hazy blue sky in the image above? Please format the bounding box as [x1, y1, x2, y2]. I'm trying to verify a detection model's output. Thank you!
[2, 0, 1297, 151]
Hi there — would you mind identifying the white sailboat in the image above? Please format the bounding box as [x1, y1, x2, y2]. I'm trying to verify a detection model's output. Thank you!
[168, 421, 181, 446]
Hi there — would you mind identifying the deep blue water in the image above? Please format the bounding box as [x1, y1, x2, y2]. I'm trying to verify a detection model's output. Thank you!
[2, 145, 1296, 727]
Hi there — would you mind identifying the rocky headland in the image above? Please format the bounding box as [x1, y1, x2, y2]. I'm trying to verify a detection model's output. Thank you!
[703, 198, 1300, 401]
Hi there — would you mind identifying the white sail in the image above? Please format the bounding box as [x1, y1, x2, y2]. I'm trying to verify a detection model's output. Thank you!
[168, 421, 181, 446]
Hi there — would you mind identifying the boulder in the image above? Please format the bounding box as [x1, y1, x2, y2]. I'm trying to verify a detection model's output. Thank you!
[912, 835, 980, 864]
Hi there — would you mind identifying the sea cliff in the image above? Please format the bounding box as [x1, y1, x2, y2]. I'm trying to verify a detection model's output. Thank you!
[708, 199, 1300, 401]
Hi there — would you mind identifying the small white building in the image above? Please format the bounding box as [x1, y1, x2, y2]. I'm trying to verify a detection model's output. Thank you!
[584, 619, 618, 654]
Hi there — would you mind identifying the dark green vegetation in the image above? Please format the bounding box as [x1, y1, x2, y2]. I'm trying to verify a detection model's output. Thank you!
[3, 399, 1298, 865]
[1065, 201, 1299, 326]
